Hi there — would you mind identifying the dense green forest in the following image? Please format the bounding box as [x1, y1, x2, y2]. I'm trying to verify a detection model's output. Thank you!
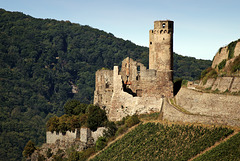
[92, 123, 233, 161]
[0, 9, 211, 160]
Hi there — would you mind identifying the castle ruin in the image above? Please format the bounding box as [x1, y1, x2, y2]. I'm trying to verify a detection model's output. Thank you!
[94, 20, 174, 121]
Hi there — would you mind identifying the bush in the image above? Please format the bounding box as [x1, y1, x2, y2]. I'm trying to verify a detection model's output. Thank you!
[69, 147, 96, 161]
[201, 67, 212, 79]
[228, 40, 238, 59]
[115, 126, 128, 136]
[22, 140, 36, 158]
[124, 115, 140, 128]
[218, 59, 227, 70]
[104, 121, 117, 137]
[96, 136, 107, 151]
[46, 148, 53, 158]
[86, 105, 107, 131]
[230, 55, 240, 72]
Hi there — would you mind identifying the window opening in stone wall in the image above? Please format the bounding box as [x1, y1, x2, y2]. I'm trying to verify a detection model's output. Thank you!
[150, 42, 152, 45]
[137, 65, 140, 73]
[136, 75, 140, 81]
[122, 81, 137, 97]
[162, 23, 165, 28]
[105, 82, 109, 88]
[76, 128, 80, 139]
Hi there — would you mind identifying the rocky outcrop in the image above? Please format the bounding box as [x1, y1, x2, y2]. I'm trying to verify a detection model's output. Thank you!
[212, 39, 240, 70]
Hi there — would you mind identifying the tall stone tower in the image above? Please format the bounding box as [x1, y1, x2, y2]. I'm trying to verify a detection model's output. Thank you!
[149, 20, 174, 71]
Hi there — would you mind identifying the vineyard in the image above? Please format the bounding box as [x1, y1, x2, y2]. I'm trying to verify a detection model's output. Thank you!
[91, 123, 234, 161]
[194, 132, 240, 161]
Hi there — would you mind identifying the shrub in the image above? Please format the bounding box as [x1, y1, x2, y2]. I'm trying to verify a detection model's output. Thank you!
[230, 55, 240, 72]
[115, 126, 128, 136]
[227, 40, 238, 59]
[181, 79, 188, 87]
[22, 140, 36, 158]
[202, 68, 217, 85]
[46, 148, 53, 158]
[116, 117, 127, 126]
[96, 136, 107, 151]
[218, 59, 227, 70]
[125, 115, 140, 128]
[86, 105, 107, 131]
[201, 67, 212, 79]
[104, 121, 117, 137]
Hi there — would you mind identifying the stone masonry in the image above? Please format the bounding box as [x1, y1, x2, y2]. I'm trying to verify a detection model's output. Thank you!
[46, 127, 106, 144]
[94, 20, 174, 121]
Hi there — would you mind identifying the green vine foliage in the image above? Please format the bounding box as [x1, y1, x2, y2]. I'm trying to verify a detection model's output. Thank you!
[194, 132, 240, 161]
[92, 123, 233, 161]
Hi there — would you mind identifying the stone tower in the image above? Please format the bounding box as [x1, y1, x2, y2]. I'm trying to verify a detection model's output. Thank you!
[149, 20, 174, 71]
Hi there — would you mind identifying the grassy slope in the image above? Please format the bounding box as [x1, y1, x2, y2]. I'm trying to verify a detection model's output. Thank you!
[91, 122, 234, 161]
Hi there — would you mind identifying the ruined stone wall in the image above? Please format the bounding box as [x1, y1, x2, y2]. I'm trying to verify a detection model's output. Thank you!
[120, 57, 173, 98]
[91, 127, 107, 143]
[162, 88, 240, 127]
[94, 69, 113, 108]
[46, 127, 107, 144]
[46, 130, 77, 144]
[106, 66, 165, 121]
[201, 77, 240, 92]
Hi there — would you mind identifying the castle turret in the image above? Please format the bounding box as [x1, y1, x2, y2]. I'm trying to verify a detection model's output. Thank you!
[149, 20, 174, 71]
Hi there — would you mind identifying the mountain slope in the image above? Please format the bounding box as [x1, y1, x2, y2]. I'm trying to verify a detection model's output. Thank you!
[0, 9, 211, 160]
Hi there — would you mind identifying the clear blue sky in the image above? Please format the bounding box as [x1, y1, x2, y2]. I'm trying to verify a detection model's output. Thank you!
[1, 0, 240, 60]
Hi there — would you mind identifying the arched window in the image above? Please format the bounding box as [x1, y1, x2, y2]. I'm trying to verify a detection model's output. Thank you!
[162, 23, 166, 28]
[137, 65, 140, 73]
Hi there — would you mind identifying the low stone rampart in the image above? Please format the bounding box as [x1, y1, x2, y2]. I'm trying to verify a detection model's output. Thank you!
[201, 76, 240, 93]
[46, 127, 107, 144]
[162, 88, 240, 127]
[46, 130, 76, 144]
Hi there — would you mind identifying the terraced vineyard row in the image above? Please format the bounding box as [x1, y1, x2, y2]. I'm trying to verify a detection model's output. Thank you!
[194, 132, 240, 161]
[91, 123, 233, 161]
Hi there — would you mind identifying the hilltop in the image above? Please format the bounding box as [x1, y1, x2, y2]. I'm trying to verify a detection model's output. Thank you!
[199, 39, 240, 94]
[0, 9, 211, 160]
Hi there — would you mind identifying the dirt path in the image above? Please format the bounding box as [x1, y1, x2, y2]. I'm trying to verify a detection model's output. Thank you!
[188, 131, 239, 161]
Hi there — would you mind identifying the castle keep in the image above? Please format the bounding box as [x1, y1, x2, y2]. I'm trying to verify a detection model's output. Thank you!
[94, 20, 174, 121]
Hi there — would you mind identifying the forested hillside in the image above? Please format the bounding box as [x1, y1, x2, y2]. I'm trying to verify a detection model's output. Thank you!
[0, 9, 211, 160]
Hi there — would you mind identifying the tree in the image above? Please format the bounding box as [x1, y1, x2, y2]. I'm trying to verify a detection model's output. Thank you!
[86, 105, 107, 131]
[22, 140, 36, 158]
[63, 99, 81, 115]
